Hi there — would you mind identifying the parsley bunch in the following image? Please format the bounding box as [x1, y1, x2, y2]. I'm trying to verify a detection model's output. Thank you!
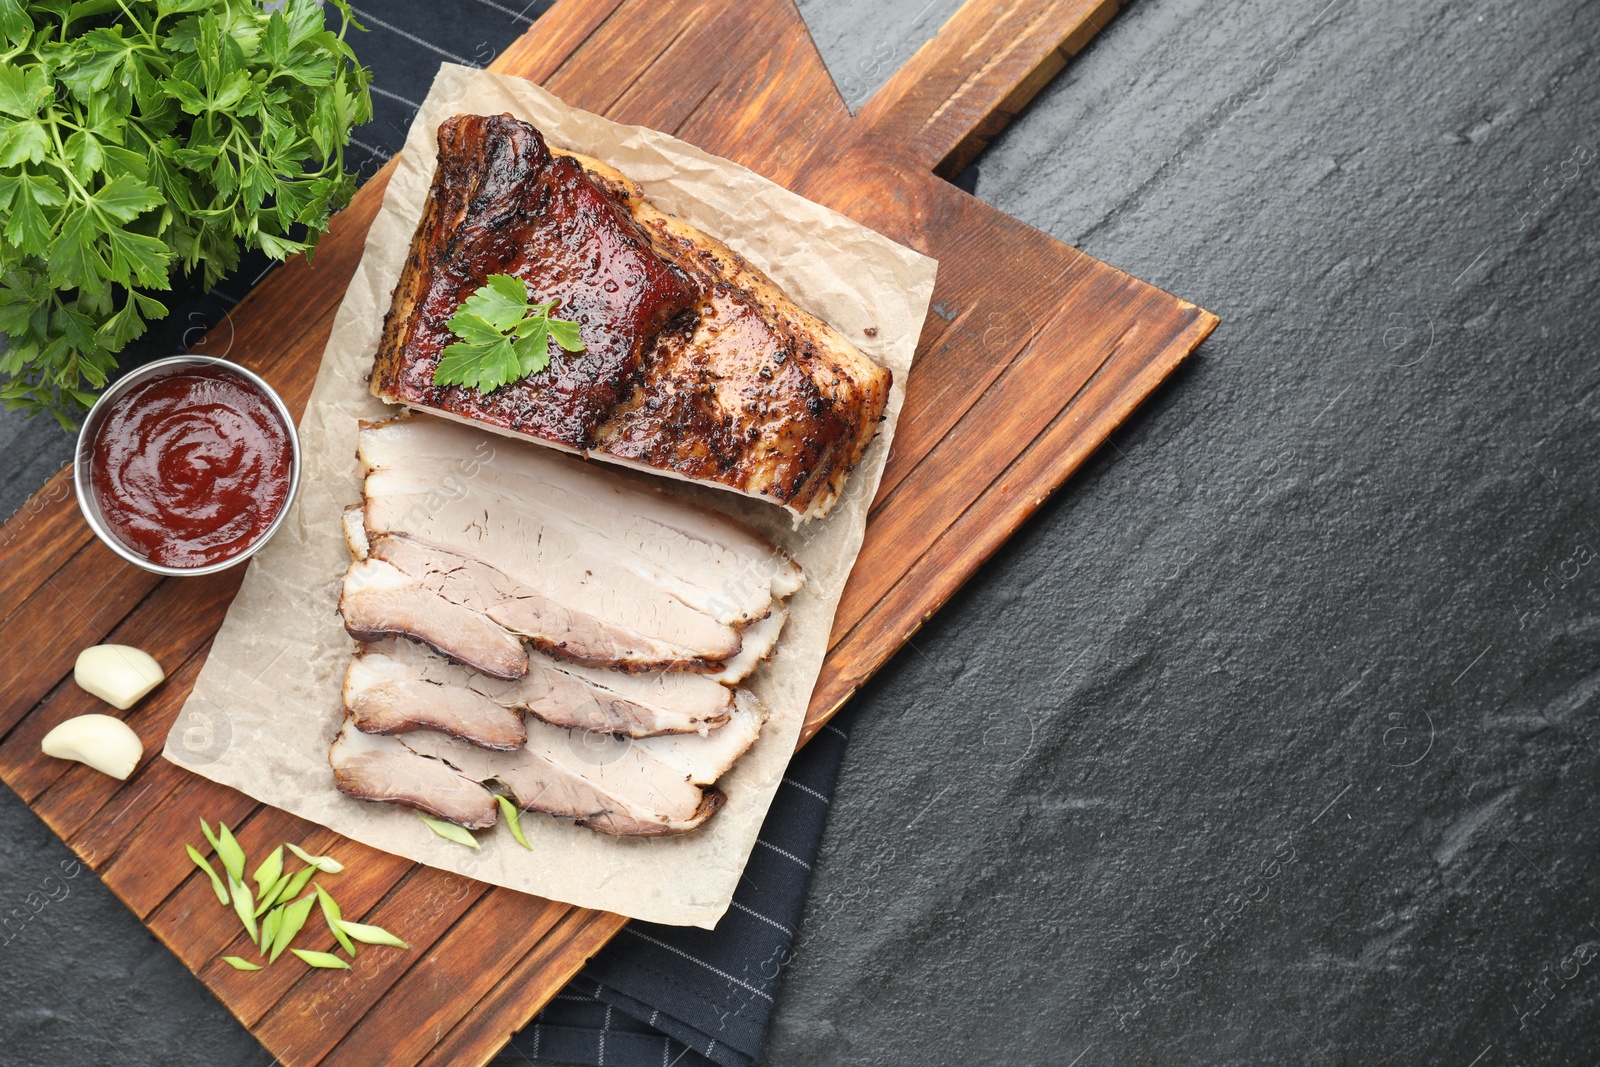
[434, 273, 585, 395]
[0, 0, 372, 428]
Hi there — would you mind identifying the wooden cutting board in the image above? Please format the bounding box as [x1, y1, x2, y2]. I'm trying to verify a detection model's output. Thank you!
[0, 0, 1214, 1063]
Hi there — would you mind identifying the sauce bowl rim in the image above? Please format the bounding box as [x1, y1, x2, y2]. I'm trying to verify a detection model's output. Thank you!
[72, 355, 302, 578]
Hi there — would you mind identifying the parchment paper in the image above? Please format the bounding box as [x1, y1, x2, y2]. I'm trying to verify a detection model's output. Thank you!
[164, 64, 936, 928]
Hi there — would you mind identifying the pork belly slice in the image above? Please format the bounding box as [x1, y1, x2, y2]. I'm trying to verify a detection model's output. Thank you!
[356, 415, 802, 626]
[397, 716, 726, 836]
[361, 532, 741, 672]
[344, 648, 528, 750]
[635, 687, 768, 785]
[370, 114, 698, 448]
[339, 555, 529, 679]
[330, 719, 498, 829]
[710, 605, 786, 686]
[370, 113, 889, 522]
[351, 636, 738, 739]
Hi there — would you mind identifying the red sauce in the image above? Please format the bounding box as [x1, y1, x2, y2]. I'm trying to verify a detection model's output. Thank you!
[90, 367, 292, 568]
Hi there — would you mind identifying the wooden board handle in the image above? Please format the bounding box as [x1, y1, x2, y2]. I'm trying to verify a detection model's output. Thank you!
[858, 0, 1122, 176]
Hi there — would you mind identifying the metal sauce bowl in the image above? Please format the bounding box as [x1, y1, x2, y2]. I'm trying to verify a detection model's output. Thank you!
[73, 355, 302, 577]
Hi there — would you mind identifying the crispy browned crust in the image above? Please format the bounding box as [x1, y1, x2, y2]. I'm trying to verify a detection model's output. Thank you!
[371, 114, 699, 449]
[372, 115, 891, 520]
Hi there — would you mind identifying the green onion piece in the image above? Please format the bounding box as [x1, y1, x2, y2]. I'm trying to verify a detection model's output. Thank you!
[270, 894, 316, 964]
[252, 845, 283, 897]
[315, 884, 356, 957]
[418, 812, 481, 849]
[495, 795, 532, 850]
[200, 818, 222, 856]
[259, 906, 281, 955]
[337, 920, 408, 949]
[255, 871, 292, 917]
[277, 864, 317, 906]
[221, 956, 262, 971]
[187, 845, 230, 906]
[287, 843, 344, 874]
[291, 948, 351, 970]
[228, 876, 258, 944]
[214, 823, 247, 885]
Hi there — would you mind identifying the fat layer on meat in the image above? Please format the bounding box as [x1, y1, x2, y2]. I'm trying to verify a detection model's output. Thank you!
[344, 649, 528, 749]
[339, 555, 529, 679]
[351, 636, 739, 738]
[397, 716, 726, 836]
[329, 719, 498, 829]
[357, 415, 802, 624]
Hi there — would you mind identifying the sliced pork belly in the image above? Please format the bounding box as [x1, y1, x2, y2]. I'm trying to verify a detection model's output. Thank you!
[352, 637, 736, 738]
[357, 415, 803, 622]
[365, 533, 740, 672]
[344, 650, 527, 750]
[330, 719, 497, 829]
[398, 718, 725, 836]
[339, 556, 529, 679]
[342, 504, 370, 559]
[631, 688, 767, 785]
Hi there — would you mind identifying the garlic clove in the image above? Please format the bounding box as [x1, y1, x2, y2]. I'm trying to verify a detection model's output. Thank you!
[74, 644, 165, 710]
[40, 714, 144, 780]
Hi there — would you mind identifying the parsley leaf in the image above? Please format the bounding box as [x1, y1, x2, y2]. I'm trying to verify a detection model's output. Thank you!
[433, 275, 586, 394]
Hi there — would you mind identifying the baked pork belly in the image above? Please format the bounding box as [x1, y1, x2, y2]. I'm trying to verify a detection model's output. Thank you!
[347, 636, 740, 740]
[330, 716, 736, 837]
[371, 113, 890, 521]
[341, 416, 798, 679]
[329, 720, 499, 829]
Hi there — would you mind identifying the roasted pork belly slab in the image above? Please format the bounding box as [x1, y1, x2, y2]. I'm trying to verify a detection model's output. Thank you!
[371, 114, 698, 447]
[371, 114, 891, 521]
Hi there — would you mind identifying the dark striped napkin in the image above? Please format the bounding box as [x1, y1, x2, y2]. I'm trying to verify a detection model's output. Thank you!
[497, 710, 856, 1067]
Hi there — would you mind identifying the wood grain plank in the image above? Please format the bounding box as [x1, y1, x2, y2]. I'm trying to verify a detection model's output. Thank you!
[0, 467, 79, 623]
[0, 2, 1214, 1064]
[856, 0, 1118, 171]
[248, 867, 492, 1066]
[801, 305, 1217, 741]
[0, 542, 160, 738]
[415, 909, 631, 1067]
[318, 891, 572, 1067]
[0, 569, 240, 803]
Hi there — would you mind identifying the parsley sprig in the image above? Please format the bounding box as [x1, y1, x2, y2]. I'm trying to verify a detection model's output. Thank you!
[0, 0, 372, 428]
[433, 273, 585, 394]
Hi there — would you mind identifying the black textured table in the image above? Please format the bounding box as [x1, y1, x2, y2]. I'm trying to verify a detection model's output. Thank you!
[3, 1, 1599, 1064]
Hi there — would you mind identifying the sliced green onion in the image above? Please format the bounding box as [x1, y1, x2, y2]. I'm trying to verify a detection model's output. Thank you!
[270, 894, 316, 964]
[418, 811, 481, 849]
[287, 843, 344, 874]
[199, 818, 221, 855]
[315, 884, 356, 957]
[228, 876, 258, 944]
[187, 845, 230, 906]
[214, 823, 247, 885]
[259, 906, 281, 955]
[337, 920, 408, 949]
[252, 845, 283, 896]
[496, 795, 532, 850]
[221, 956, 262, 971]
[255, 871, 292, 917]
[277, 864, 317, 906]
[291, 948, 351, 969]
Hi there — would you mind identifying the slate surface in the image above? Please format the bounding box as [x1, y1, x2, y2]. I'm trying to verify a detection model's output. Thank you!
[3, 1, 1599, 1064]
